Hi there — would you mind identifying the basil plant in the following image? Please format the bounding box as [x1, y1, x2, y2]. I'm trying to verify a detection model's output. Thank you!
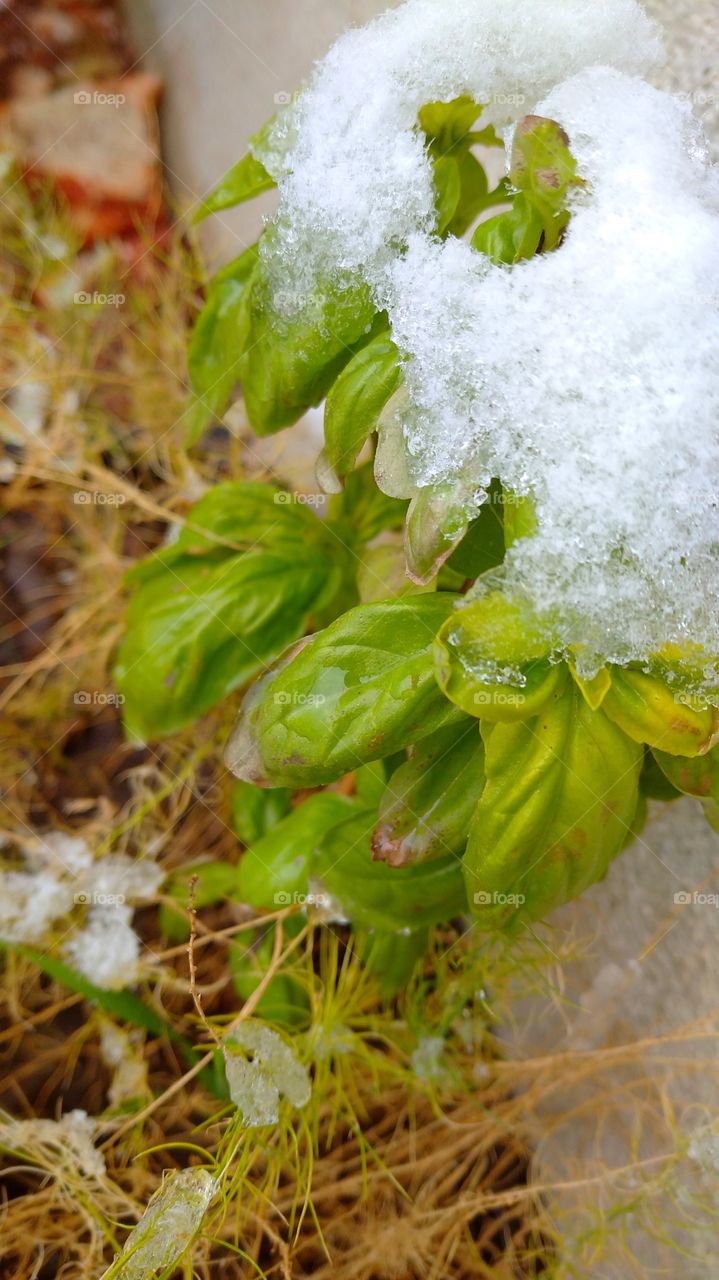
[115, 97, 719, 995]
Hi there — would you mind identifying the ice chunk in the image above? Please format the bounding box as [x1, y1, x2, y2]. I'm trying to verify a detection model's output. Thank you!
[223, 1020, 311, 1127]
[110, 1167, 216, 1279]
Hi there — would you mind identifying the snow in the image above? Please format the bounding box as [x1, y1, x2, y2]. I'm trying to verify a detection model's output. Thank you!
[257, 0, 659, 286]
[99, 1022, 149, 1106]
[0, 869, 73, 944]
[78, 854, 163, 904]
[37, 831, 93, 876]
[64, 904, 143, 990]
[0, 831, 162, 989]
[224, 1020, 311, 1126]
[257, 0, 719, 683]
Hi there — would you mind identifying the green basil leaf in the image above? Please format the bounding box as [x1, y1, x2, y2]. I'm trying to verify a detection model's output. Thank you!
[502, 491, 539, 548]
[355, 759, 389, 807]
[419, 96, 484, 157]
[625, 789, 648, 848]
[231, 780, 293, 846]
[314, 811, 467, 931]
[116, 485, 344, 741]
[185, 247, 259, 444]
[405, 483, 474, 584]
[323, 333, 401, 476]
[227, 594, 465, 788]
[117, 551, 339, 742]
[652, 743, 719, 802]
[433, 154, 462, 235]
[373, 720, 484, 866]
[510, 115, 581, 219]
[471, 115, 580, 265]
[433, 591, 563, 722]
[509, 114, 580, 252]
[640, 749, 683, 802]
[444, 487, 505, 580]
[568, 663, 612, 712]
[240, 251, 379, 435]
[467, 124, 504, 149]
[236, 793, 363, 910]
[444, 150, 491, 237]
[234, 804, 453, 991]
[361, 927, 429, 997]
[329, 463, 408, 545]
[472, 192, 545, 265]
[602, 668, 719, 758]
[128, 484, 324, 586]
[357, 535, 433, 604]
[464, 682, 642, 929]
[373, 385, 419, 500]
[194, 145, 275, 223]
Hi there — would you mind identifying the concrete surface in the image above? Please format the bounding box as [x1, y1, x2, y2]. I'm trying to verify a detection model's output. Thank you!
[124, 0, 399, 266]
[505, 798, 719, 1277]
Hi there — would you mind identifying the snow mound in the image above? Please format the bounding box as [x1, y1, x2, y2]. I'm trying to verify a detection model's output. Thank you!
[257, 0, 719, 680]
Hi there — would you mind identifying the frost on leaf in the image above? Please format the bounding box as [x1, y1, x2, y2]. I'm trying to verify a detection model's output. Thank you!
[110, 1167, 216, 1279]
[223, 1020, 311, 1127]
